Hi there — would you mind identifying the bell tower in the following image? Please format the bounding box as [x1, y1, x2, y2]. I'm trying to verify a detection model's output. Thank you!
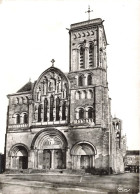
[69, 18, 107, 72]
[68, 12, 110, 127]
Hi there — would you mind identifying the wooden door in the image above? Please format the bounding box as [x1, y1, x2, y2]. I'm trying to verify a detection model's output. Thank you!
[80, 155, 90, 169]
[19, 156, 28, 169]
[54, 150, 63, 169]
[43, 150, 51, 169]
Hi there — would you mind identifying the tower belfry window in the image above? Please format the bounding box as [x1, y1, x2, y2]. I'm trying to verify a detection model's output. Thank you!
[89, 44, 94, 66]
[80, 47, 85, 68]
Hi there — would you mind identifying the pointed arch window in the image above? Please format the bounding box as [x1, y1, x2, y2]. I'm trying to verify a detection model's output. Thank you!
[23, 113, 28, 124]
[78, 75, 84, 86]
[80, 47, 85, 68]
[79, 108, 84, 119]
[87, 74, 92, 85]
[62, 101, 66, 120]
[44, 98, 48, 122]
[50, 95, 54, 121]
[56, 97, 60, 121]
[38, 104, 42, 122]
[16, 114, 20, 124]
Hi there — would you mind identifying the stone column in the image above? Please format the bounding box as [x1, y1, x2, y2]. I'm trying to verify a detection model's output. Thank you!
[50, 150, 55, 169]
[72, 49, 79, 71]
[59, 106, 62, 121]
[77, 49, 80, 71]
[85, 110, 88, 120]
[28, 99, 33, 127]
[28, 150, 35, 169]
[94, 45, 97, 67]
[53, 109, 56, 122]
[16, 157, 19, 169]
[10, 156, 13, 169]
[77, 156, 81, 169]
[92, 155, 95, 167]
[66, 148, 72, 169]
[38, 150, 43, 169]
[34, 149, 38, 169]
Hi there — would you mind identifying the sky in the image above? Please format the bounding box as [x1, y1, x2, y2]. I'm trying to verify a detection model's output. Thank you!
[0, 0, 139, 153]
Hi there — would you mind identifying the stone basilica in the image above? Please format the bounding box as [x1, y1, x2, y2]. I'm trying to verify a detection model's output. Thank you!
[5, 17, 126, 174]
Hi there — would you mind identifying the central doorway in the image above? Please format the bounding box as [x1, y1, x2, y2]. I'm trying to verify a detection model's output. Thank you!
[43, 149, 65, 169]
[43, 150, 51, 169]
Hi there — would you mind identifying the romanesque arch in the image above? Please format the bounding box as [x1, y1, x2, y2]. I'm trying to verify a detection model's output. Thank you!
[9, 143, 29, 169]
[71, 141, 97, 170]
[31, 128, 68, 169]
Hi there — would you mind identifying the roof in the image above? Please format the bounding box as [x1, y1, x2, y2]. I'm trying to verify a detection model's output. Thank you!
[70, 18, 103, 30]
[17, 81, 33, 93]
[126, 150, 140, 155]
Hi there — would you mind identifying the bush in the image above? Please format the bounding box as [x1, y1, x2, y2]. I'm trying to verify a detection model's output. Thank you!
[85, 167, 109, 175]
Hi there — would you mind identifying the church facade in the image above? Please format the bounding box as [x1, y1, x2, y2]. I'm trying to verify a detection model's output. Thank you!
[5, 18, 126, 174]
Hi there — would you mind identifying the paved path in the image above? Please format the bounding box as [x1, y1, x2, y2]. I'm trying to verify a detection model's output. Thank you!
[0, 173, 139, 194]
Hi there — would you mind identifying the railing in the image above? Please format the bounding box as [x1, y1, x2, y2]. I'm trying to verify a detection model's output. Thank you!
[33, 120, 67, 126]
[8, 124, 28, 129]
[74, 118, 94, 124]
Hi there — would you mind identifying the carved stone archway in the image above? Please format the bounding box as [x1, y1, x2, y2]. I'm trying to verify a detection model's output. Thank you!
[71, 141, 96, 170]
[31, 128, 68, 169]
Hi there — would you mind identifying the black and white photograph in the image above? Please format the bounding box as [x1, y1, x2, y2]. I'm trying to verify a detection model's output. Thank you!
[0, 0, 139, 193]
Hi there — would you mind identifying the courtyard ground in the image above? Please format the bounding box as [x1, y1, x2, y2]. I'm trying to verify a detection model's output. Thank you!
[0, 172, 139, 194]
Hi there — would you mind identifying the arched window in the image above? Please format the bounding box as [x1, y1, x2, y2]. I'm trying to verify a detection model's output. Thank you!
[78, 75, 84, 86]
[38, 104, 42, 122]
[56, 97, 60, 121]
[88, 108, 93, 119]
[16, 97, 19, 105]
[76, 91, 81, 100]
[80, 47, 85, 68]
[62, 101, 66, 120]
[79, 108, 84, 119]
[87, 74, 92, 85]
[116, 132, 121, 148]
[116, 122, 119, 129]
[81, 90, 86, 99]
[88, 90, 93, 99]
[16, 114, 20, 124]
[89, 44, 94, 66]
[116, 132, 120, 138]
[44, 98, 48, 122]
[50, 95, 54, 121]
[23, 113, 28, 124]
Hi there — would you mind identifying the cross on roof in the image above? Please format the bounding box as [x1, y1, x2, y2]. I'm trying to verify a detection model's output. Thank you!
[85, 5, 93, 20]
[51, 59, 55, 67]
